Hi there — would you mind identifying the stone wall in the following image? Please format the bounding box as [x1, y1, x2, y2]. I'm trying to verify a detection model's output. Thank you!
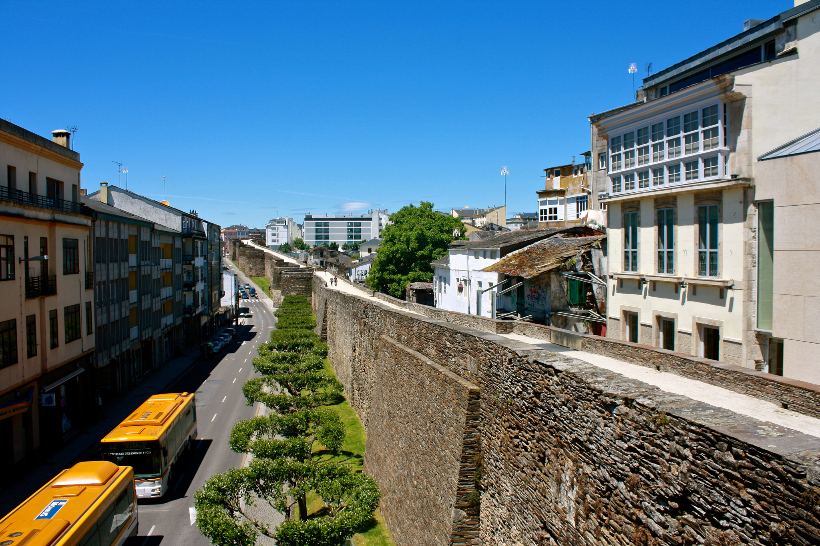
[234, 243, 265, 277]
[280, 269, 312, 296]
[313, 277, 819, 546]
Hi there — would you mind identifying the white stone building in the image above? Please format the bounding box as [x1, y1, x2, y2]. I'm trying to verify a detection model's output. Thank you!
[303, 209, 388, 247]
[265, 217, 300, 248]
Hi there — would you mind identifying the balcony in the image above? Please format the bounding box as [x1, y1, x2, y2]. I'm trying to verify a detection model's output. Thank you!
[85, 271, 94, 289]
[161, 286, 173, 300]
[183, 254, 193, 264]
[129, 289, 138, 304]
[26, 275, 57, 298]
[160, 258, 173, 270]
[130, 326, 139, 341]
[0, 185, 83, 214]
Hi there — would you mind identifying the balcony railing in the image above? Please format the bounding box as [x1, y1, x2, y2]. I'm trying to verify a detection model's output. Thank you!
[160, 258, 173, 270]
[0, 185, 82, 214]
[85, 271, 94, 289]
[26, 275, 57, 298]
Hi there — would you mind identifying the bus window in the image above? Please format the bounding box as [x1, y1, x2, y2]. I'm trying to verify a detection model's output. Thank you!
[100, 441, 162, 478]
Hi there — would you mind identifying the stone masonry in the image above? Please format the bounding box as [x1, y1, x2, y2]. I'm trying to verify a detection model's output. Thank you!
[313, 277, 819, 546]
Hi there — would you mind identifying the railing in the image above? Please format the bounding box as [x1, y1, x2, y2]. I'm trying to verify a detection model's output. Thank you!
[26, 275, 57, 298]
[85, 271, 93, 289]
[0, 185, 82, 214]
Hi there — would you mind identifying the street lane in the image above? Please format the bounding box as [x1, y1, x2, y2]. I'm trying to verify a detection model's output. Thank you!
[133, 267, 274, 545]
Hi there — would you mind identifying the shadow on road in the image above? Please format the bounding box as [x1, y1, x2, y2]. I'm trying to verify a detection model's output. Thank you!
[139, 438, 213, 504]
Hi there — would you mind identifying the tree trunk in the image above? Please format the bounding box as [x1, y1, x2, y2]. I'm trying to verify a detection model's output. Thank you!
[298, 494, 308, 521]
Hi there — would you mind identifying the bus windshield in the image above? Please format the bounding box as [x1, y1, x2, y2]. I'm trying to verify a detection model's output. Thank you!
[100, 442, 162, 478]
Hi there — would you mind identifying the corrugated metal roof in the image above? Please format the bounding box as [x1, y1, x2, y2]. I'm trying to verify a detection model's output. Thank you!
[483, 235, 605, 279]
[759, 127, 820, 161]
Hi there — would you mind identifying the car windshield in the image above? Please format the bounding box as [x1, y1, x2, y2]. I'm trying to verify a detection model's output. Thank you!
[101, 441, 162, 478]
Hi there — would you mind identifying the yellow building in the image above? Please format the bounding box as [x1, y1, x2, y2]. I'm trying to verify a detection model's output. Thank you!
[0, 119, 94, 467]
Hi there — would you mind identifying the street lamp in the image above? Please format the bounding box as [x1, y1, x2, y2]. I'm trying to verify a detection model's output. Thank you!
[500, 166, 509, 211]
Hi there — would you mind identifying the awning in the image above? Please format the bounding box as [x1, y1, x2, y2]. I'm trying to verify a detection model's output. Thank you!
[42, 368, 85, 392]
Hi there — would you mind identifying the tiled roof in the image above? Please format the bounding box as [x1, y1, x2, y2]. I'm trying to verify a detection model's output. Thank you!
[483, 235, 605, 279]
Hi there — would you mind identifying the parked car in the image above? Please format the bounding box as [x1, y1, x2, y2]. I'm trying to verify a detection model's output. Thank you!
[248, 287, 257, 297]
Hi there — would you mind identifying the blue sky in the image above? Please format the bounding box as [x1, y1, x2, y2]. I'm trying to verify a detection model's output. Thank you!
[1, 0, 789, 227]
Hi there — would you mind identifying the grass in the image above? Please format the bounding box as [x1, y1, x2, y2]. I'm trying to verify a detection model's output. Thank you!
[250, 276, 271, 296]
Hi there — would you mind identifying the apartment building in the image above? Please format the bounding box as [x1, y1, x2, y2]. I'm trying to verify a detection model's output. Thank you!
[592, 0, 820, 380]
[83, 196, 184, 398]
[88, 184, 222, 345]
[451, 205, 507, 228]
[303, 209, 388, 247]
[265, 217, 300, 248]
[0, 119, 94, 466]
[537, 154, 592, 227]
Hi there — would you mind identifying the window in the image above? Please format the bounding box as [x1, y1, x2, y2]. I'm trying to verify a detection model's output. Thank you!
[0, 319, 17, 368]
[657, 208, 675, 274]
[698, 204, 719, 277]
[666, 117, 680, 137]
[702, 127, 719, 150]
[684, 132, 699, 155]
[49, 309, 58, 348]
[547, 206, 559, 221]
[683, 111, 699, 132]
[652, 168, 665, 186]
[598, 152, 607, 170]
[703, 156, 719, 177]
[652, 142, 664, 162]
[576, 195, 588, 215]
[539, 208, 549, 222]
[757, 201, 774, 331]
[65, 304, 81, 343]
[624, 211, 639, 272]
[611, 175, 622, 193]
[684, 160, 699, 181]
[668, 164, 681, 183]
[554, 169, 561, 177]
[638, 171, 650, 189]
[768, 338, 783, 376]
[624, 173, 635, 191]
[610, 153, 622, 171]
[63, 238, 79, 274]
[7, 165, 17, 191]
[610, 136, 622, 152]
[28, 172, 37, 195]
[637, 127, 649, 145]
[86, 301, 94, 335]
[702, 105, 718, 127]
[638, 146, 649, 165]
[0, 235, 14, 281]
[668, 137, 681, 158]
[623, 132, 634, 149]
[658, 317, 675, 351]
[623, 149, 635, 168]
[26, 314, 37, 358]
[651, 123, 664, 141]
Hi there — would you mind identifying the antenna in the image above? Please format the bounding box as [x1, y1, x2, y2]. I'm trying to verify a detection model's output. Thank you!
[628, 62, 638, 95]
[645, 62, 653, 76]
[66, 125, 79, 150]
[162, 175, 167, 196]
[112, 161, 123, 186]
[122, 167, 129, 190]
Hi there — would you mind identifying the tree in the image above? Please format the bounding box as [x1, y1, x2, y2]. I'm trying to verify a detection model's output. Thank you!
[279, 242, 293, 253]
[328, 242, 339, 251]
[367, 202, 464, 298]
[293, 237, 310, 251]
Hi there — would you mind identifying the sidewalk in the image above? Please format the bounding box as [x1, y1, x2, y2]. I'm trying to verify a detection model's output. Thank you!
[2, 348, 204, 514]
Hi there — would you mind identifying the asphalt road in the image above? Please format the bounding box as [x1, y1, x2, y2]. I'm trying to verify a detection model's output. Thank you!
[132, 265, 275, 545]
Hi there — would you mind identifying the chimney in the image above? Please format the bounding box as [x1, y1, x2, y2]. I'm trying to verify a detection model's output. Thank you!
[99, 181, 109, 204]
[51, 129, 71, 149]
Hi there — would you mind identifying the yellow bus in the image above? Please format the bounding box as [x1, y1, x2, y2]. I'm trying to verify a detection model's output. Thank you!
[0, 461, 137, 545]
[99, 392, 197, 499]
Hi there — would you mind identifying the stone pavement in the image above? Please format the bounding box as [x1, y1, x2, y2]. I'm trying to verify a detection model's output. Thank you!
[2, 347, 203, 515]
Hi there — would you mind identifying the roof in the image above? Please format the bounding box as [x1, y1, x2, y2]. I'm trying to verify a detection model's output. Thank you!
[407, 282, 433, 290]
[451, 228, 560, 252]
[101, 393, 193, 443]
[0, 117, 81, 163]
[642, 1, 820, 90]
[431, 254, 449, 269]
[89, 184, 217, 226]
[353, 253, 377, 267]
[759, 127, 820, 161]
[483, 235, 605, 279]
[82, 196, 153, 223]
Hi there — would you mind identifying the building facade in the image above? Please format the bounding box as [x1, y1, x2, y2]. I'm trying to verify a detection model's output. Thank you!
[265, 217, 300, 248]
[451, 205, 507, 228]
[537, 156, 592, 227]
[303, 209, 388, 247]
[0, 120, 95, 467]
[593, 0, 820, 379]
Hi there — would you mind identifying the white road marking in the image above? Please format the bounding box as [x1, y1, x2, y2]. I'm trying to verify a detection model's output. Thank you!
[244, 358, 248, 363]
[232, 377, 237, 384]
[189, 507, 197, 526]
[211, 413, 217, 422]
[221, 395, 227, 403]
[147, 525, 156, 536]
[238, 367, 243, 373]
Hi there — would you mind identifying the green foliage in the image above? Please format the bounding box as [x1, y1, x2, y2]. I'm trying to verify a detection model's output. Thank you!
[197, 292, 381, 546]
[278, 242, 293, 253]
[292, 237, 310, 251]
[366, 202, 464, 298]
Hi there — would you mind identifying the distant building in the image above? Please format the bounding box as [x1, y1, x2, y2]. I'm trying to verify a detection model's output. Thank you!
[265, 217, 300, 248]
[537, 154, 598, 228]
[349, 253, 376, 283]
[303, 209, 388, 247]
[451, 205, 506, 228]
[506, 212, 537, 231]
[591, 0, 820, 381]
[0, 119, 94, 464]
[358, 238, 381, 257]
[222, 225, 249, 241]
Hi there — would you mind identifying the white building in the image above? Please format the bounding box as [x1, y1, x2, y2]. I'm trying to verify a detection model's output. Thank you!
[349, 253, 376, 283]
[303, 209, 388, 247]
[592, 0, 820, 379]
[265, 217, 300, 248]
[433, 230, 555, 318]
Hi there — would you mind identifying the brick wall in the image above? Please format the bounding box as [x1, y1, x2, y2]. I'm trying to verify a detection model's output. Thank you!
[314, 277, 819, 545]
